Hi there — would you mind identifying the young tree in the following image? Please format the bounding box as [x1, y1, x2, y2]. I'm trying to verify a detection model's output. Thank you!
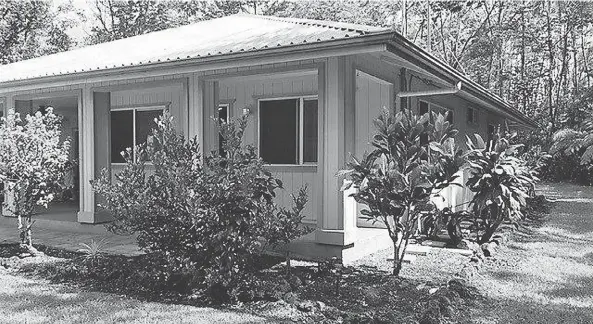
[341, 109, 461, 276]
[0, 109, 71, 254]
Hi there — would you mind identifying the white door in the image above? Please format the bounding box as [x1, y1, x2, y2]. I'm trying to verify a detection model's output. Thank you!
[354, 70, 393, 228]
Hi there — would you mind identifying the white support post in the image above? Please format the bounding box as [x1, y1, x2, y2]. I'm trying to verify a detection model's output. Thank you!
[188, 72, 205, 156]
[2, 94, 14, 217]
[77, 86, 95, 223]
[315, 56, 357, 246]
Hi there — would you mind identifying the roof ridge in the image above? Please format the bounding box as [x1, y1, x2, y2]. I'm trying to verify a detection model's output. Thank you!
[237, 13, 379, 35]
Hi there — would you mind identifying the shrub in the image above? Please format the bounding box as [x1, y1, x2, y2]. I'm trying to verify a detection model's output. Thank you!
[92, 111, 309, 300]
[465, 127, 537, 244]
[549, 118, 593, 184]
[341, 109, 462, 276]
[0, 108, 71, 254]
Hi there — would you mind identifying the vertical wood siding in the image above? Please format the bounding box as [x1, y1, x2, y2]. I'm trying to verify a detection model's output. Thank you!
[218, 72, 319, 224]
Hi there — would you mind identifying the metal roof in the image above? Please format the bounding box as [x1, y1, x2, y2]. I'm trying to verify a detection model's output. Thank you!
[0, 14, 386, 83]
[0, 13, 537, 128]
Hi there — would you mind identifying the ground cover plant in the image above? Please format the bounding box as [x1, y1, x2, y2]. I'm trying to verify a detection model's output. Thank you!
[341, 109, 463, 276]
[0, 108, 71, 254]
[92, 111, 310, 301]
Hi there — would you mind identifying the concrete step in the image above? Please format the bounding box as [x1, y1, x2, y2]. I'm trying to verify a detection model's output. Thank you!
[403, 254, 417, 263]
[387, 253, 417, 263]
[421, 240, 448, 248]
[406, 244, 431, 255]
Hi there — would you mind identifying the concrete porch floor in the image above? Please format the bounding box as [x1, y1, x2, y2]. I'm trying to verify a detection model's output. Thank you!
[0, 206, 396, 263]
[0, 210, 141, 256]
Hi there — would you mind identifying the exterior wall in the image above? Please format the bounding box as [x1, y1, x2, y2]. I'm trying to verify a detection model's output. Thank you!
[0, 51, 513, 233]
[350, 53, 510, 218]
[109, 83, 185, 174]
[218, 70, 320, 225]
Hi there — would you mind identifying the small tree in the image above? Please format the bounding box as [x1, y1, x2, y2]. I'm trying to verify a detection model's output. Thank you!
[93, 111, 309, 300]
[0, 108, 70, 254]
[341, 109, 461, 276]
[465, 127, 537, 244]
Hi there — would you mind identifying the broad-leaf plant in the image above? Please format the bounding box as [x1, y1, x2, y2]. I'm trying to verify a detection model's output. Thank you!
[341, 109, 461, 276]
[465, 126, 537, 244]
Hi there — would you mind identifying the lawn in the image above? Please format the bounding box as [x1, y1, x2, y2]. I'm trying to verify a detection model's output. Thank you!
[0, 182, 591, 324]
[0, 269, 266, 324]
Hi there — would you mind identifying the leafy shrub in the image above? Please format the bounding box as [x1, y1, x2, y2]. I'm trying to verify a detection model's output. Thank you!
[465, 127, 537, 243]
[341, 109, 462, 276]
[92, 111, 309, 301]
[549, 119, 593, 184]
[0, 108, 71, 253]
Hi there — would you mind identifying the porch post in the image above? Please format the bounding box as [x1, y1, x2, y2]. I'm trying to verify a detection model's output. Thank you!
[2, 94, 14, 216]
[315, 56, 357, 246]
[77, 86, 95, 223]
[77, 88, 111, 223]
[188, 72, 204, 156]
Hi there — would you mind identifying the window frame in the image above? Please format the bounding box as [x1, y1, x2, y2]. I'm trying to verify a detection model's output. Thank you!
[110, 104, 167, 165]
[257, 95, 318, 166]
[467, 107, 479, 125]
[419, 100, 453, 124]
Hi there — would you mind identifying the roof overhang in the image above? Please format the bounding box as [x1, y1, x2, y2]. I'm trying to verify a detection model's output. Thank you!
[383, 36, 538, 129]
[0, 32, 393, 94]
[0, 27, 537, 129]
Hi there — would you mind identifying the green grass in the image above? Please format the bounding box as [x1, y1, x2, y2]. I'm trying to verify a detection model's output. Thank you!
[0, 270, 266, 324]
[466, 182, 593, 323]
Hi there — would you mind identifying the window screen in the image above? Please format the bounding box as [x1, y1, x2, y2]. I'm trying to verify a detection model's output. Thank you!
[218, 104, 229, 155]
[135, 110, 162, 146]
[260, 99, 298, 164]
[467, 108, 475, 123]
[303, 99, 318, 163]
[111, 110, 133, 163]
[419, 101, 429, 115]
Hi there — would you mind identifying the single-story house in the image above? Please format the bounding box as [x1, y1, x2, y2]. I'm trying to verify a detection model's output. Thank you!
[0, 14, 536, 260]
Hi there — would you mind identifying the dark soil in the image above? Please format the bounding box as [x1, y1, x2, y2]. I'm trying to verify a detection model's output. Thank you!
[0, 242, 479, 323]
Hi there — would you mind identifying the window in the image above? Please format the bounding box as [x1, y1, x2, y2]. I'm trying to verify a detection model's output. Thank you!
[487, 124, 496, 150]
[218, 103, 230, 155]
[110, 106, 164, 163]
[259, 97, 318, 165]
[419, 100, 453, 123]
[419, 100, 453, 145]
[467, 107, 478, 124]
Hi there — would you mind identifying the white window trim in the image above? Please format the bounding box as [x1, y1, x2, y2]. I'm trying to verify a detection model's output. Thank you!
[419, 100, 453, 122]
[257, 95, 318, 166]
[111, 104, 167, 165]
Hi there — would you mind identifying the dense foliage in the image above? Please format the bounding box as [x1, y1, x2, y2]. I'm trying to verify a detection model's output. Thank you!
[93, 112, 310, 300]
[341, 109, 462, 276]
[465, 128, 537, 244]
[550, 119, 593, 166]
[0, 108, 71, 252]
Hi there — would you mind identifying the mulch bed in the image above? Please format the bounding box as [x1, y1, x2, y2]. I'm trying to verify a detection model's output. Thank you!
[0, 242, 479, 323]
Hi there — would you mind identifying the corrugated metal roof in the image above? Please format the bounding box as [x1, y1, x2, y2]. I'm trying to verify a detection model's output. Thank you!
[0, 14, 387, 83]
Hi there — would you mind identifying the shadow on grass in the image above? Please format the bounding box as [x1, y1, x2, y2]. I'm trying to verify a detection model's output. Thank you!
[473, 296, 593, 324]
[0, 273, 266, 324]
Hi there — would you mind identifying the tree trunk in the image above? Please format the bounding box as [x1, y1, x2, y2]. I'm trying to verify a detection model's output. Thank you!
[546, 0, 556, 131]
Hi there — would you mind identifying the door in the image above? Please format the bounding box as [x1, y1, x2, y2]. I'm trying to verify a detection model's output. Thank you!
[354, 70, 394, 228]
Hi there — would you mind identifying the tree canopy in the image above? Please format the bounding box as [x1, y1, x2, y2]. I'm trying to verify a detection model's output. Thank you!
[1, 0, 592, 139]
